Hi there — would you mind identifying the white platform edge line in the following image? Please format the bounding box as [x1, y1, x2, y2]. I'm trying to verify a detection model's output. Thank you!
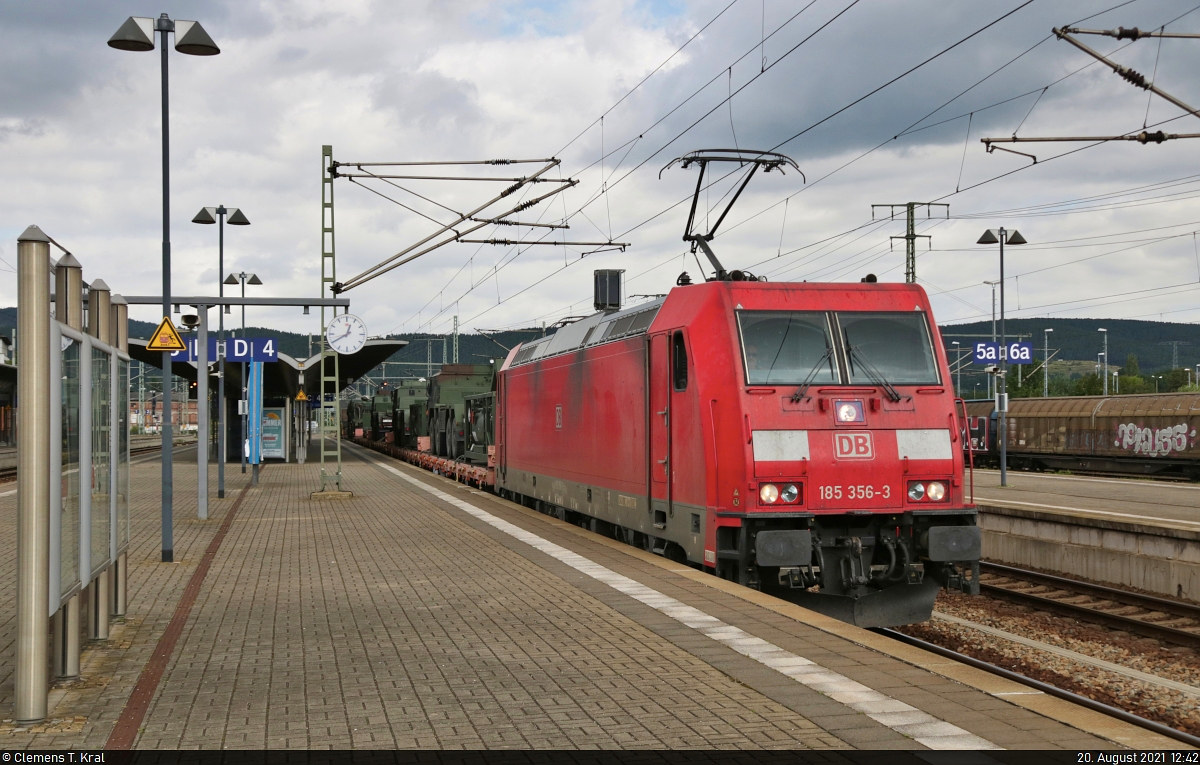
[373, 458, 1002, 752]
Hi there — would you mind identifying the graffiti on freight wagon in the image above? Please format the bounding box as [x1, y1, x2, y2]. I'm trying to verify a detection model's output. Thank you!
[1115, 423, 1197, 457]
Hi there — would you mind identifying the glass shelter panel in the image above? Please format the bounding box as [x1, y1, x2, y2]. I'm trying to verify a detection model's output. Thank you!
[91, 346, 111, 576]
[737, 311, 837, 385]
[117, 359, 130, 552]
[837, 312, 940, 386]
[60, 339, 80, 599]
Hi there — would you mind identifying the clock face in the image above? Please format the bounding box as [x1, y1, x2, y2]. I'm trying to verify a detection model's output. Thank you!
[326, 314, 367, 355]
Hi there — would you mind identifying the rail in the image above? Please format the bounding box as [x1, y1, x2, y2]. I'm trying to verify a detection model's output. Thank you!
[875, 627, 1200, 749]
[978, 562, 1200, 649]
[0, 437, 197, 483]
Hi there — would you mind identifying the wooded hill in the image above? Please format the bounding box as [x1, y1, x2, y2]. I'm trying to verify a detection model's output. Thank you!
[1, 309, 1195, 381]
[941, 317, 1199, 374]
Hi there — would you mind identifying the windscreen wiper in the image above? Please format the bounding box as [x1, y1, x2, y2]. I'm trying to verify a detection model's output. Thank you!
[790, 347, 835, 403]
[845, 344, 902, 403]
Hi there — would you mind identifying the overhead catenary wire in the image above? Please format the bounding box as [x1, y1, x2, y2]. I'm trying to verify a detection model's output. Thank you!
[406, 0, 856, 333]
[393, 0, 837, 334]
[551, 0, 741, 158]
[416, 0, 1135, 334]
[949, 281, 1200, 323]
[395, 0, 1173, 335]
[468, 0, 1158, 337]
[716, 0, 1157, 270]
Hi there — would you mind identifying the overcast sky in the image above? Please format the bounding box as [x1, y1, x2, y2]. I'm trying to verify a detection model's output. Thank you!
[4, 0, 1200, 341]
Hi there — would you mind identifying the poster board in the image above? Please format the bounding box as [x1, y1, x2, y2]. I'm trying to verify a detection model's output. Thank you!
[262, 408, 285, 460]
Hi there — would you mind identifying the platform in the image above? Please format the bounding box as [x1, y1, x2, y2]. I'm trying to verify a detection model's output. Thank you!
[0, 445, 1185, 750]
[969, 469, 1200, 600]
[970, 468, 1200, 531]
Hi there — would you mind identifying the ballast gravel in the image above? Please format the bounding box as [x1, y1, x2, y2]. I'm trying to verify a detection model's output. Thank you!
[896, 590, 1200, 736]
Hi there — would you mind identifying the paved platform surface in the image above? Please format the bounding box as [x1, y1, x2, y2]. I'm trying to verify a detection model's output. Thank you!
[0, 443, 1184, 750]
[970, 468, 1200, 531]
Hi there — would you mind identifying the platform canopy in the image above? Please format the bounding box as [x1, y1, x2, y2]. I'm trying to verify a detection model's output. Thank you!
[128, 338, 408, 400]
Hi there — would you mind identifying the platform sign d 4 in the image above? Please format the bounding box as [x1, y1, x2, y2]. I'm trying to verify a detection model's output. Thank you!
[972, 341, 1033, 364]
[172, 337, 278, 363]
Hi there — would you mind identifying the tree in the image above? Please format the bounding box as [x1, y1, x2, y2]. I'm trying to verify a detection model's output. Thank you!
[1117, 375, 1152, 394]
[1163, 368, 1191, 392]
[1072, 373, 1103, 396]
[1124, 354, 1139, 378]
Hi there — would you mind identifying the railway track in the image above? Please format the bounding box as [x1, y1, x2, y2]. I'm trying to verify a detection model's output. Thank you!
[978, 562, 1200, 650]
[877, 627, 1200, 749]
[0, 440, 196, 483]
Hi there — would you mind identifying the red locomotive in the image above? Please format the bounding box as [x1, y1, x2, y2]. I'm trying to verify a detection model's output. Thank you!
[495, 277, 980, 626]
[362, 150, 981, 627]
[494, 151, 979, 627]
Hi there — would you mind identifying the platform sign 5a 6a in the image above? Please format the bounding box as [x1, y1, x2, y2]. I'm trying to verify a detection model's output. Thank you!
[972, 341, 1033, 364]
[172, 337, 278, 363]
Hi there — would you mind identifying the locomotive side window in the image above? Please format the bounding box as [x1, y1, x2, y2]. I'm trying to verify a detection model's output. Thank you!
[737, 311, 837, 385]
[672, 332, 688, 391]
[836, 312, 940, 385]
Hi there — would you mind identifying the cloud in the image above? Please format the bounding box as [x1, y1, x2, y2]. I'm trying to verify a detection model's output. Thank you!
[0, 0, 1198, 374]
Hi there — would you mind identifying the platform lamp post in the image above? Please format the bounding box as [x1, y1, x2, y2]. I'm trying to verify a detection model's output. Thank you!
[108, 13, 219, 564]
[1043, 328, 1053, 398]
[1099, 328, 1109, 395]
[983, 280, 999, 398]
[193, 206, 249, 499]
[977, 227, 1026, 488]
[225, 272, 262, 474]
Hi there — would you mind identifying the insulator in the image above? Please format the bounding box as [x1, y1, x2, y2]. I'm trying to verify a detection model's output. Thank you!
[1117, 66, 1148, 89]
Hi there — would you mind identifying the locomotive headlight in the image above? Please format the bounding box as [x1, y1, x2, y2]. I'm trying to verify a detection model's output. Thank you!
[781, 484, 799, 503]
[907, 482, 925, 502]
[926, 481, 946, 501]
[836, 403, 857, 422]
[759, 484, 780, 504]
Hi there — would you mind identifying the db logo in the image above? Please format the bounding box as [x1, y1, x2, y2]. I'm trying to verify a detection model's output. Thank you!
[834, 432, 874, 459]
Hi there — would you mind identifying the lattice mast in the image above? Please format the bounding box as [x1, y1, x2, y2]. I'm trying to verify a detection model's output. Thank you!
[319, 145, 343, 491]
[870, 203, 949, 284]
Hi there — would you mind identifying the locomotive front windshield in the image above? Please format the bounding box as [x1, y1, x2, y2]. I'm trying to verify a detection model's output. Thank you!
[738, 310, 940, 386]
[838, 311, 940, 385]
[737, 311, 837, 385]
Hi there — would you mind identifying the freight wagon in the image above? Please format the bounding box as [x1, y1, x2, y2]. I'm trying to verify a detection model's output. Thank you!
[964, 393, 1200, 479]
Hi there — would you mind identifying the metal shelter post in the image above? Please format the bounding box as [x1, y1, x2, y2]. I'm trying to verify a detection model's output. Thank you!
[16, 225, 51, 722]
[217, 216, 225, 499]
[54, 253, 83, 680]
[159, 15, 175, 565]
[197, 306, 209, 519]
[112, 296, 129, 617]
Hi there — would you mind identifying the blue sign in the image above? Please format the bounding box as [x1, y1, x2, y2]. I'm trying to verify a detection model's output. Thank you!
[972, 341, 1033, 364]
[172, 337, 278, 363]
[1007, 341, 1033, 363]
[247, 361, 263, 465]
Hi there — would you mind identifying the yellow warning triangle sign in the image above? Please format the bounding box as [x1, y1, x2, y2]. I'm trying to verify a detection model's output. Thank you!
[296, 390, 308, 401]
[146, 317, 187, 352]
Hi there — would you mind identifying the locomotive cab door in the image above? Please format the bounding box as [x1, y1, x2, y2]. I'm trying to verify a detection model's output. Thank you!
[648, 333, 671, 529]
